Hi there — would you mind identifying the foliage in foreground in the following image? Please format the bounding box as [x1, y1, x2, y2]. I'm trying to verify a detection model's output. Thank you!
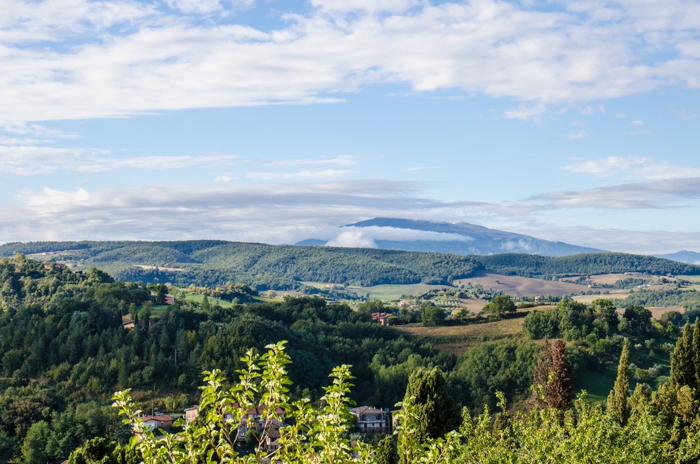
[102, 340, 700, 464]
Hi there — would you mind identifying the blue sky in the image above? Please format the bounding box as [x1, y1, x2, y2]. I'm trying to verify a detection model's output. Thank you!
[1, 0, 700, 253]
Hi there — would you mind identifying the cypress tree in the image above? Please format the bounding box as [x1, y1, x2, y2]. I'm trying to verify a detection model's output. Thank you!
[398, 367, 460, 464]
[693, 318, 700, 390]
[531, 338, 553, 408]
[671, 322, 695, 388]
[375, 436, 397, 464]
[548, 340, 574, 411]
[607, 341, 630, 425]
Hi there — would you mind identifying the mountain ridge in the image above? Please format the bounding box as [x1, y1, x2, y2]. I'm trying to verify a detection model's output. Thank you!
[297, 217, 604, 257]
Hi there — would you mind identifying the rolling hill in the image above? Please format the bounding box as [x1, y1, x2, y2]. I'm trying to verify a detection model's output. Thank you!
[1, 240, 698, 293]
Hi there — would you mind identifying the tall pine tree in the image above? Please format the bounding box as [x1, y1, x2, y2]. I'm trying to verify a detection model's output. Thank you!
[607, 341, 630, 425]
[671, 322, 695, 389]
[398, 367, 460, 464]
[548, 340, 574, 411]
[531, 338, 553, 408]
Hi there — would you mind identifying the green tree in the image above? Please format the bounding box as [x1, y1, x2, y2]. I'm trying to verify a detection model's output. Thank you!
[138, 305, 151, 330]
[21, 421, 49, 464]
[482, 295, 516, 316]
[156, 285, 167, 305]
[421, 306, 445, 327]
[374, 435, 397, 464]
[398, 367, 460, 464]
[607, 341, 630, 426]
[671, 323, 696, 389]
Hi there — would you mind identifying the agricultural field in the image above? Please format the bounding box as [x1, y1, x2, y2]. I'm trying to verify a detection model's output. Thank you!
[302, 281, 454, 301]
[390, 308, 544, 354]
[573, 291, 630, 304]
[185, 294, 234, 308]
[453, 271, 585, 297]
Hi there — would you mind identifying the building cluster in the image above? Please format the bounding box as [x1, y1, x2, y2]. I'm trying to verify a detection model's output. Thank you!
[140, 403, 393, 454]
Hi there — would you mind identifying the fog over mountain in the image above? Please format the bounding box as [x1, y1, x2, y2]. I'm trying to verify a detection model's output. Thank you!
[296, 218, 604, 257]
[655, 251, 700, 265]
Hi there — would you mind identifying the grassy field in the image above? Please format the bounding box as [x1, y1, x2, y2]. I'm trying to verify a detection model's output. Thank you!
[185, 294, 234, 308]
[391, 311, 539, 354]
[302, 281, 454, 301]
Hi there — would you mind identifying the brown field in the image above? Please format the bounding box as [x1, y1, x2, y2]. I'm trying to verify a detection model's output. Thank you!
[573, 291, 630, 304]
[453, 271, 585, 297]
[459, 297, 489, 312]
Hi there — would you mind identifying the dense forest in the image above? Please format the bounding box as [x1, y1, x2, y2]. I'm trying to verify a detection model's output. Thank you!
[0, 254, 688, 463]
[477, 252, 700, 278]
[0, 256, 526, 462]
[2, 241, 698, 293]
[0, 241, 483, 288]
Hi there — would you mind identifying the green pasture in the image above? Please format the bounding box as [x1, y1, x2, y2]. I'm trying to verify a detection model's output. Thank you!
[302, 282, 454, 301]
[185, 294, 233, 308]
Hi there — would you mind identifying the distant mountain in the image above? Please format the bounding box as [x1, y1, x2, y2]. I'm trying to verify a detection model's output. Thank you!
[655, 250, 700, 265]
[296, 217, 604, 257]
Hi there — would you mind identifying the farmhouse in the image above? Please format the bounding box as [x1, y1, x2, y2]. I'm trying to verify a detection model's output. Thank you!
[371, 312, 393, 325]
[184, 404, 286, 438]
[350, 406, 391, 435]
[140, 414, 174, 431]
[43, 262, 67, 270]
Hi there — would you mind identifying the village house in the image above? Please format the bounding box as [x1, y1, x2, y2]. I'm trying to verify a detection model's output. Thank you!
[184, 405, 199, 423]
[139, 413, 174, 432]
[350, 406, 391, 435]
[43, 262, 67, 270]
[184, 404, 286, 438]
[371, 312, 393, 325]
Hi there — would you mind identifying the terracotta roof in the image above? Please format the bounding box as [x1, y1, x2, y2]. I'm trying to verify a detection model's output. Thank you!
[267, 430, 282, 439]
[350, 406, 385, 415]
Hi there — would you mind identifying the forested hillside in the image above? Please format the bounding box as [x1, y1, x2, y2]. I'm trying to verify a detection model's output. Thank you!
[0, 241, 483, 288]
[477, 252, 700, 278]
[2, 241, 698, 293]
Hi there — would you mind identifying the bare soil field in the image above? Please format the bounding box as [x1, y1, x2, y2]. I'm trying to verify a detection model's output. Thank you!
[453, 271, 585, 297]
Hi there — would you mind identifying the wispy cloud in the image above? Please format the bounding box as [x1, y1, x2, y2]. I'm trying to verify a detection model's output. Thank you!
[630, 119, 645, 126]
[564, 156, 700, 180]
[0, 180, 474, 243]
[245, 169, 358, 180]
[529, 177, 700, 210]
[2, 0, 700, 123]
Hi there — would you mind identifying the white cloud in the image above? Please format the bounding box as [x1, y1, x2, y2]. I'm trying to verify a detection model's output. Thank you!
[326, 230, 377, 248]
[165, 0, 222, 14]
[0, 145, 244, 175]
[563, 156, 651, 177]
[245, 169, 357, 180]
[2, 0, 700, 122]
[530, 177, 700, 210]
[338, 225, 473, 242]
[630, 119, 645, 125]
[615, 112, 626, 118]
[564, 156, 700, 180]
[0, 180, 474, 242]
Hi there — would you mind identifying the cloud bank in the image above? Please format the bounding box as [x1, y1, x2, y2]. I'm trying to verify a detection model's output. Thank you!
[2, 0, 700, 123]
